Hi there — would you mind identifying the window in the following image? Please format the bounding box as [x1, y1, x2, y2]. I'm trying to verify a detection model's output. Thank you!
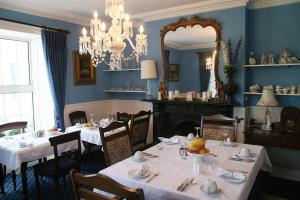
[0, 25, 54, 132]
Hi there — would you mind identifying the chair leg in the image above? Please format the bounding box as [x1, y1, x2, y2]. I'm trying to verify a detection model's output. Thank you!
[63, 176, 67, 187]
[0, 164, 5, 194]
[34, 168, 41, 200]
[54, 178, 61, 198]
[12, 170, 16, 191]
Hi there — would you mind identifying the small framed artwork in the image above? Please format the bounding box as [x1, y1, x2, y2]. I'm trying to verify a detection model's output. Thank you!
[169, 64, 179, 81]
[73, 51, 96, 85]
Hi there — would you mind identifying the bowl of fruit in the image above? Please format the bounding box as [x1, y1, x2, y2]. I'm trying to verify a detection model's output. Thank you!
[84, 122, 95, 129]
[187, 137, 210, 159]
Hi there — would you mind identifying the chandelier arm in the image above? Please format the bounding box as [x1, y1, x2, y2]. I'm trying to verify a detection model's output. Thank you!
[123, 35, 136, 51]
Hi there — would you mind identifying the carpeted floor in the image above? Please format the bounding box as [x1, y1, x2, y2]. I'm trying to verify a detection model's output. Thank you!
[0, 150, 105, 200]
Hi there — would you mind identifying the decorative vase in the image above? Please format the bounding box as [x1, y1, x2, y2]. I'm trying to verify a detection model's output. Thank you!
[224, 76, 237, 103]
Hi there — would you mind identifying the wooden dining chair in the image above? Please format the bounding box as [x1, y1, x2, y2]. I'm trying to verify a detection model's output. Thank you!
[33, 131, 81, 199]
[69, 111, 88, 126]
[99, 121, 133, 167]
[171, 120, 202, 137]
[117, 112, 132, 123]
[129, 110, 151, 152]
[201, 114, 242, 142]
[70, 169, 145, 200]
[0, 121, 27, 192]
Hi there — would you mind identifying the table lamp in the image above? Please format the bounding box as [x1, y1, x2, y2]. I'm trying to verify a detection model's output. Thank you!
[256, 86, 278, 130]
[141, 60, 157, 99]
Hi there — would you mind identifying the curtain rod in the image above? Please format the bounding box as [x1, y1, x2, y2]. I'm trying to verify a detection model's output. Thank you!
[0, 17, 70, 34]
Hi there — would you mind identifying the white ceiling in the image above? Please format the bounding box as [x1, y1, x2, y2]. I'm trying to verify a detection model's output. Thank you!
[165, 25, 216, 50]
[0, 0, 204, 25]
[0, 0, 297, 25]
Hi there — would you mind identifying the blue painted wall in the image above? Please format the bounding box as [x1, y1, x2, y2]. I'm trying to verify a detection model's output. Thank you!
[0, 8, 110, 104]
[246, 3, 300, 106]
[1, 3, 299, 107]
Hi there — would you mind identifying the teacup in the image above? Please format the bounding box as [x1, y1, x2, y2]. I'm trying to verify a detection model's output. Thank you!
[76, 123, 82, 128]
[203, 180, 218, 193]
[187, 133, 194, 140]
[133, 151, 144, 161]
[240, 147, 251, 158]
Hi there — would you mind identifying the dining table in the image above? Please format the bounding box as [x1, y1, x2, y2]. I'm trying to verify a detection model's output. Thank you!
[0, 131, 80, 199]
[65, 118, 126, 146]
[96, 135, 272, 200]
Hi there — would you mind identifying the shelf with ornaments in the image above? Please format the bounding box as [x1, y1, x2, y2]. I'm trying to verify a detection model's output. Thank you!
[244, 92, 300, 96]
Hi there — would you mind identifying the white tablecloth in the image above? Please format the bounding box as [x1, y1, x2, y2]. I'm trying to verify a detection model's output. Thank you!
[97, 136, 272, 200]
[0, 133, 80, 170]
[65, 122, 126, 146]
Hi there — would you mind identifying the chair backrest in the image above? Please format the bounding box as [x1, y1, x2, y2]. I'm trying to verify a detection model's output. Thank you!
[0, 121, 27, 134]
[70, 170, 145, 200]
[117, 112, 131, 123]
[99, 121, 133, 167]
[129, 110, 151, 149]
[49, 131, 81, 174]
[201, 114, 240, 142]
[171, 120, 201, 136]
[69, 111, 87, 126]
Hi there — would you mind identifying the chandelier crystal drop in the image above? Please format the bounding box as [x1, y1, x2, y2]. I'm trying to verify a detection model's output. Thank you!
[79, 0, 148, 69]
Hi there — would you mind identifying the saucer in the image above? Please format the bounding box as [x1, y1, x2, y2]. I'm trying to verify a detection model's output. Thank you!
[200, 185, 221, 195]
[132, 157, 147, 163]
[128, 169, 150, 179]
[237, 152, 255, 159]
[223, 174, 245, 184]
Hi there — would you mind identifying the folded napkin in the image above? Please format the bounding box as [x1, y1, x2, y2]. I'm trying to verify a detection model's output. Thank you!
[160, 137, 179, 144]
[132, 164, 150, 178]
[19, 139, 33, 147]
[216, 167, 245, 181]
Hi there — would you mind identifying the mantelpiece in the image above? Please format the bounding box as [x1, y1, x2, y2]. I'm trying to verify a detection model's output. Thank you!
[143, 99, 234, 141]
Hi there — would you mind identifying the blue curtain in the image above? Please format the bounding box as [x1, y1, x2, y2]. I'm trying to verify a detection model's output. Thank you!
[41, 29, 67, 130]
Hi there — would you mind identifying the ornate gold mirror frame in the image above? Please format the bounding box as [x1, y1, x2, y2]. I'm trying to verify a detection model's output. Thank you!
[160, 16, 224, 101]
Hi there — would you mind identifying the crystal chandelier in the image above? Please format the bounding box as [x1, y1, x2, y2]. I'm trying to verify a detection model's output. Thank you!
[79, 0, 148, 69]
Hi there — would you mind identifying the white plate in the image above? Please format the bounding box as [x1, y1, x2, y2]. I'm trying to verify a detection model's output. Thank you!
[128, 169, 151, 179]
[223, 175, 245, 184]
[200, 185, 221, 195]
[132, 157, 147, 163]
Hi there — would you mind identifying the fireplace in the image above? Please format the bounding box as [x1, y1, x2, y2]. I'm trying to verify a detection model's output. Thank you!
[143, 100, 234, 141]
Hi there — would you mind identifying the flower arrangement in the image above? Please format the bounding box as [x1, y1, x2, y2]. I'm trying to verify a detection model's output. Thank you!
[221, 38, 242, 79]
[221, 38, 242, 103]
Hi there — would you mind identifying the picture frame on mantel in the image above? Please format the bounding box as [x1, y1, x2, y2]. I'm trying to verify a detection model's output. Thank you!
[169, 64, 179, 81]
[73, 51, 96, 85]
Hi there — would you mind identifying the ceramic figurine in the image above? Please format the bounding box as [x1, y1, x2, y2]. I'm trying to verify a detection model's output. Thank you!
[268, 51, 275, 64]
[260, 52, 267, 64]
[248, 51, 256, 65]
[279, 48, 300, 64]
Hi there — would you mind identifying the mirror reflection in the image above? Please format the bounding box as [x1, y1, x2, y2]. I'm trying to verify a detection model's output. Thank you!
[164, 25, 218, 97]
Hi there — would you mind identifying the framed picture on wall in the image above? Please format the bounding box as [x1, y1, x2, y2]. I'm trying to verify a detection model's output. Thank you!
[73, 51, 96, 85]
[169, 64, 179, 81]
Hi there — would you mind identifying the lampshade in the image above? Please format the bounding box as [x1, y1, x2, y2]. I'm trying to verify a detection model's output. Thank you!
[141, 60, 157, 79]
[257, 88, 279, 106]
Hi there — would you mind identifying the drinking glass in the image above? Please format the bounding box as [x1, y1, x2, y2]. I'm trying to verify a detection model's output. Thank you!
[158, 137, 164, 150]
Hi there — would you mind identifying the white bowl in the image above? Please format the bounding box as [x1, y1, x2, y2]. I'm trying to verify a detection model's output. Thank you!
[187, 151, 208, 159]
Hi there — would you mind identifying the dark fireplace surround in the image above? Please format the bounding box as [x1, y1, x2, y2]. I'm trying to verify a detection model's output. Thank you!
[143, 100, 234, 141]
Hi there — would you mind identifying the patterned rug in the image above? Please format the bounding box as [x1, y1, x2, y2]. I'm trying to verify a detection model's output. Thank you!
[0, 150, 105, 200]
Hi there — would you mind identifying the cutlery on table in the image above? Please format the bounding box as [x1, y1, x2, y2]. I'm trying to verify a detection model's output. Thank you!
[209, 152, 218, 157]
[146, 172, 159, 183]
[177, 179, 189, 191]
[235, 154, 255, 162]
[225, 168, 248, 174]
[180, 178, 195, 192]
[228, 157, 254, 163]
[143, 152, 159, 158]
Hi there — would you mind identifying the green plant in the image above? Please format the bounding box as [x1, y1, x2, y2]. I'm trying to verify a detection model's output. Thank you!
[8, 128, 22, 136]
[224, 65, 237, 79]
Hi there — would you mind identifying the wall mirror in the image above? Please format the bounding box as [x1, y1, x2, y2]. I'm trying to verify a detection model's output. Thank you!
[160, 16, 224, 100]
